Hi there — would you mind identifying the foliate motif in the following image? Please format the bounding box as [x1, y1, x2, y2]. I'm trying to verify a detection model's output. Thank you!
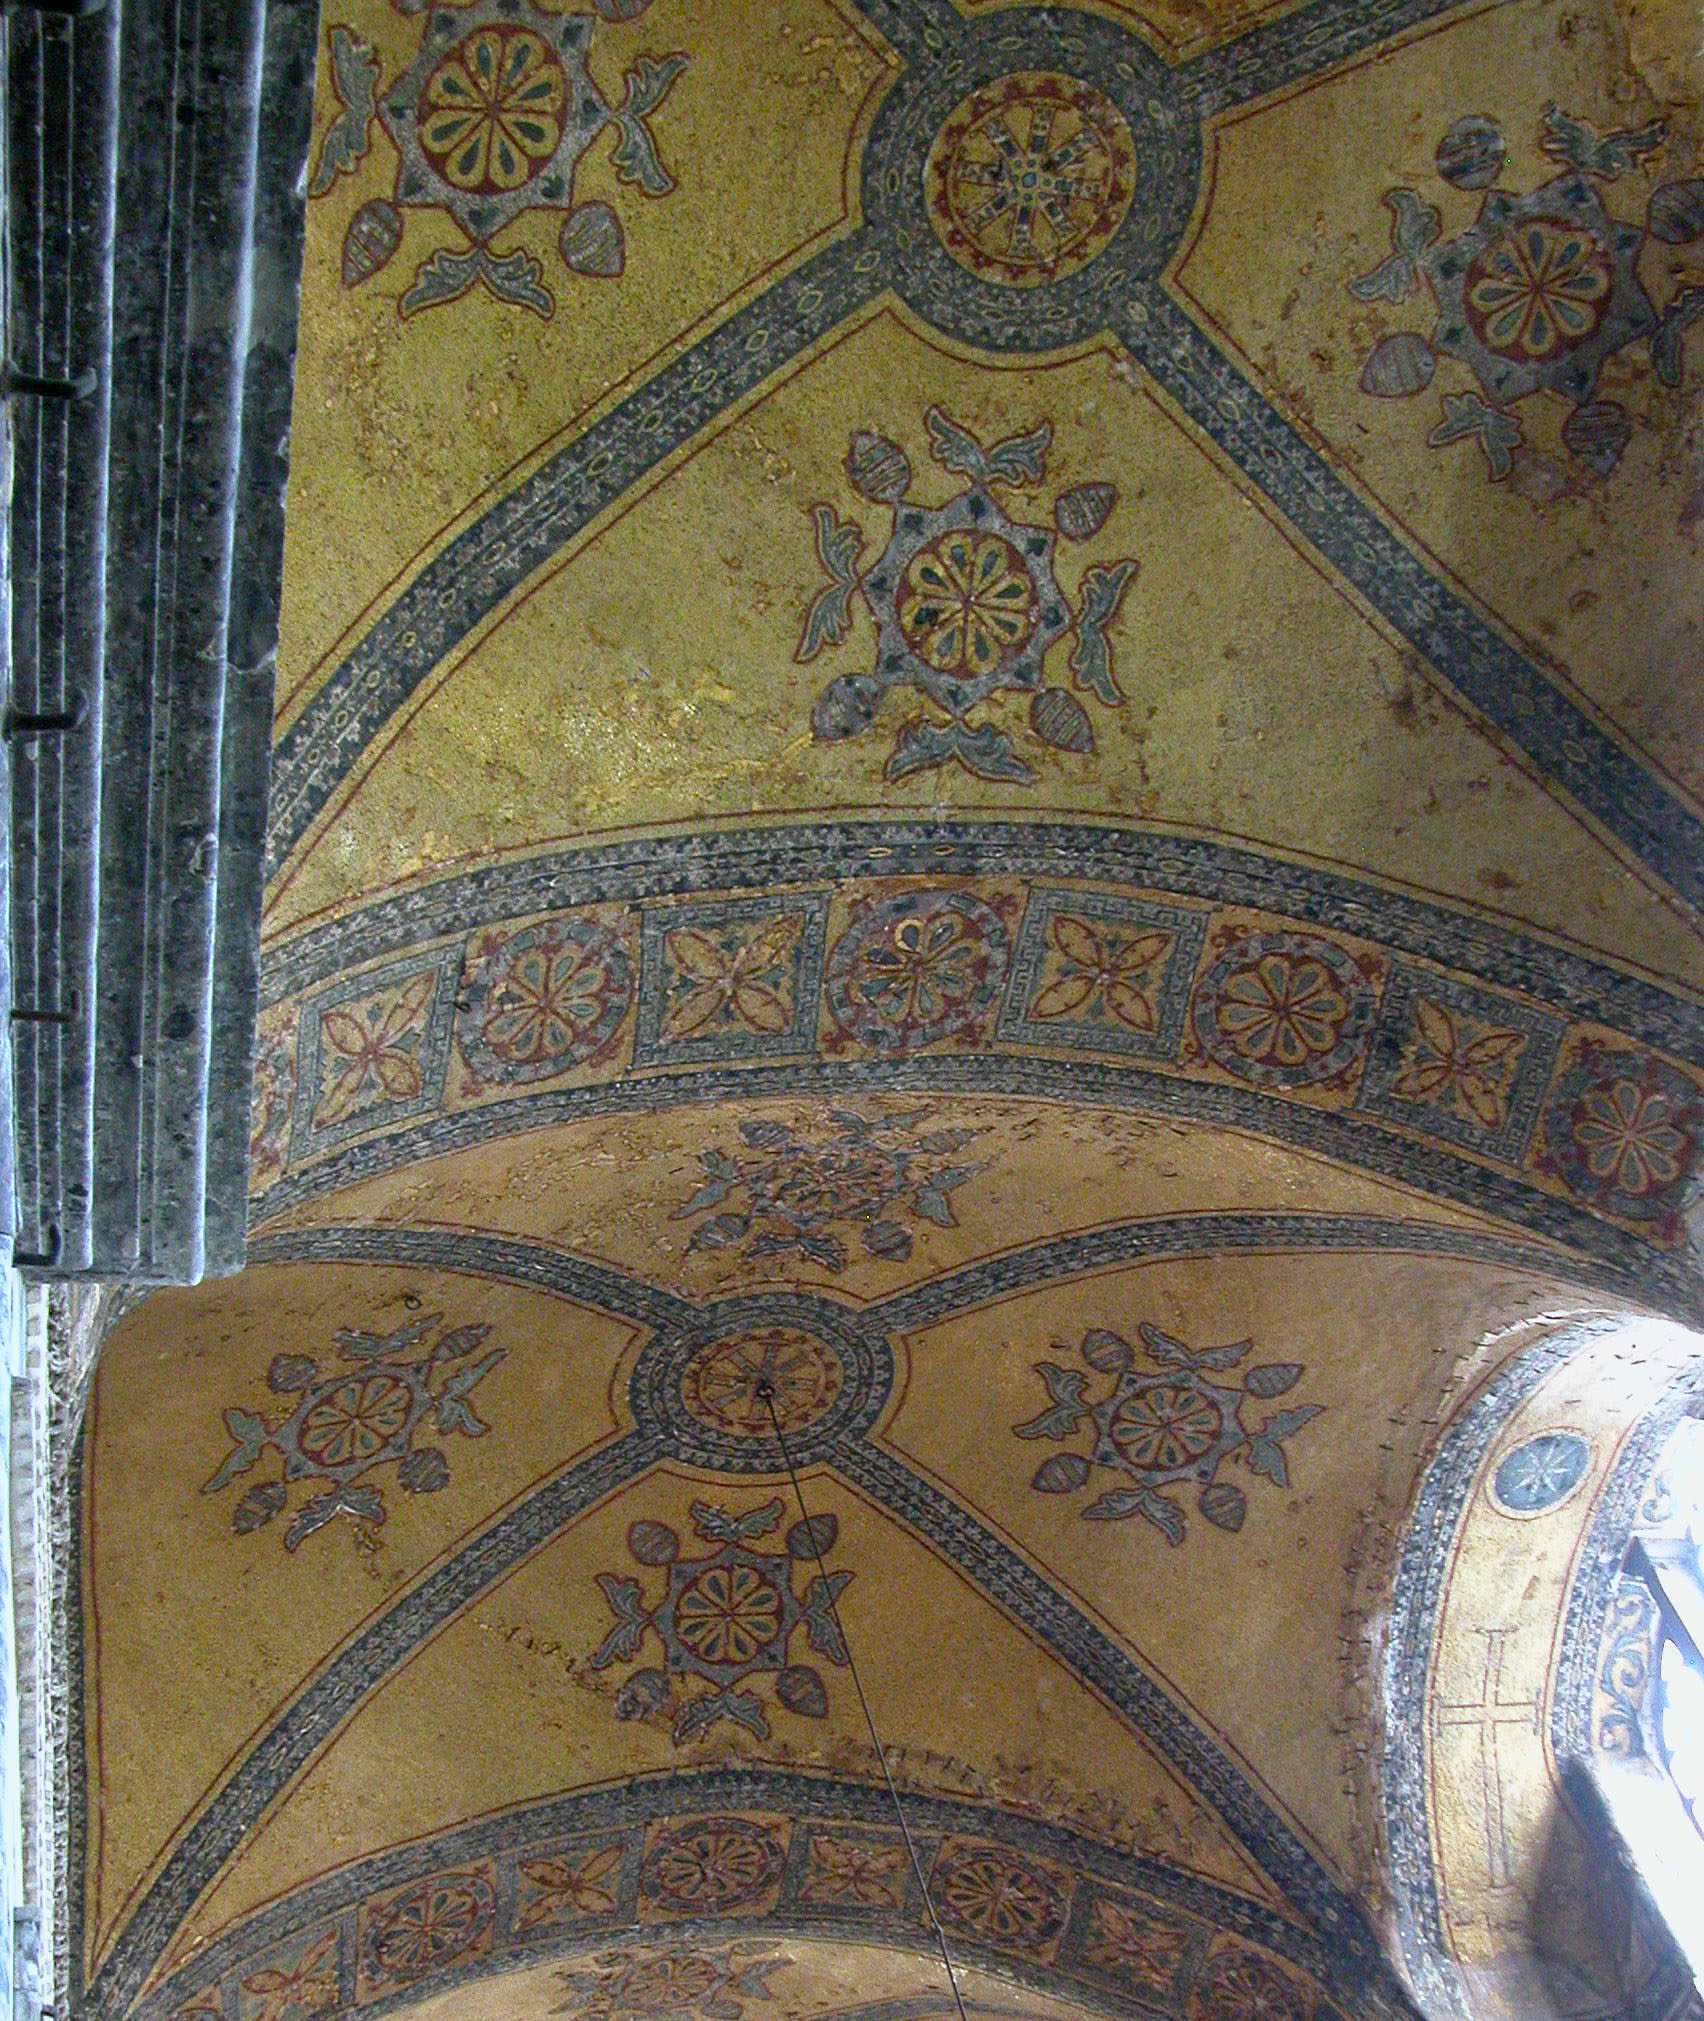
[823, 889, 1013, 1053]
[514, 1841, 624, 1933]
[455, 916, 633, 1088]
[237, 1931, 340, 2021]
[590, 1501, 852, 1743]
[1026, 912, 1176, 1036]
[248, 1003, 299, 1188]
[672, 1106, 986, 1270]
[1189, 927, 1381, 1092]
[1538, 1039, 1703, 1227]
[1015, 1325, 1322, 1544]
[798, 406, 1138, 783]
[202, 1310, 503, 1550]
[1351, 105, 1704, 479]
[660, 914, 804, 1045]
[926, 73, 1137, 287]
[1387, 995, 1528, 1135]
[930, 1840, 1073, 1957]
[1081, 1897, 1193, 1994]
[638, 1819, 786, 1916]
[798, 1831, 909, 1910]
[556, 1941, 783, 2020]
[1596, 1575, 1659, 1757]
[636, 895, 828, 1067]
[309, 965, 442, 1132]
[308, 2, 686, 317]
[359, 1869, 496, 1993]
[999, 887, 1206, 1060]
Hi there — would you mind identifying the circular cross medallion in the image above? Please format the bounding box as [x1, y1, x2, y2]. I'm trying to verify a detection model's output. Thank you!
[632, 1299, 892, 1472]
[682, 1325, 846, 1441]
[1465, 221, 1612, 362]
[1490, 1430, 1593, 1516]
[639, 1818, 784, 1915]
[672, 1561, 787, 1667]
[860, 10, 1201, 353]
[926, 72, 1137, 288]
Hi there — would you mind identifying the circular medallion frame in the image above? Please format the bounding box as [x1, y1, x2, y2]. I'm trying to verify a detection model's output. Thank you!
[1487, 1428, 1595, 1518]
[862, 10, 1202, 353]
[631, 1294, 894, 1472]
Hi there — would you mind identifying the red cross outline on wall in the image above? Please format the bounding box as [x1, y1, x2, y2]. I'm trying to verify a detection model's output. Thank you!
[1433, 1625, 1543, 1891]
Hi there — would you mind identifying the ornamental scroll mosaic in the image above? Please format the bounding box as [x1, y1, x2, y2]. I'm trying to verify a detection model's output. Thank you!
[254, 866, 1704, 1262]
[202, 1307, 502, 1549]
[1351, 104, 1704, 480]
[672, 1107, 987, 1271]
[308, 1, 686, 317]
[798, 407, 1138, 784]
[555, 1941, 783, 2020]
[590, 1500, 852, 1744]
[153, 1784, 1349, 2021]
[1015, 1325, 1321, 1544]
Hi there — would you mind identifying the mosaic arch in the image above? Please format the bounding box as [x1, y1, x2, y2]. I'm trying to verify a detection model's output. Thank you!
[72, 5, 1704, 2021]
[1385, 1317, 1704, 2021]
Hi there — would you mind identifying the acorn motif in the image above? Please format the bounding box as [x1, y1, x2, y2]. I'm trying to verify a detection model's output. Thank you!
[1053, 481, 1117, 542]
[1562, 399, 1631, 475]
[1359, 332, 1436, 399]
[342, 198, 402, 289]
[1030, 687, 1095, 754]
[626, 1519, 679, 1566]
[1648, 178, 1704, 245]
[560, 201, 626, 278]
[845, 429, 912, 503]
[812, 673, 881, 741]
[1435, 115, 1506, 189]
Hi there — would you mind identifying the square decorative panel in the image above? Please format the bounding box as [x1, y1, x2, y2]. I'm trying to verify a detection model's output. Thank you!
[236, 1928, 342, 2021]
[1078, 1890, 1196, 1998]
[511, 1834, 630, 1936]
[291, 946, 458, 1161]
[634, 893, 829, 1067]
[998, 887, 1205, 1059]
[795, 1827, 912, 1914]
[1355, 961, 1561, 1162]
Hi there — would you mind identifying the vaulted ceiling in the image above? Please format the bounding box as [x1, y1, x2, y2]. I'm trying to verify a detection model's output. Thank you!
[74, 4, 1704, 2021]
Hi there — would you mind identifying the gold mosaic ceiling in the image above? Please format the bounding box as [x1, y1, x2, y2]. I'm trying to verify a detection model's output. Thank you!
[76, 4, 1704, 2021]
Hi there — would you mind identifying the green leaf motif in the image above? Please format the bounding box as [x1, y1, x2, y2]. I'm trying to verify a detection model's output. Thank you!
[796, 505, 864, 662]
[202, 1407, 272, 1494]
[612, 54, 689, 196]
[1069, 559, 1137, 707]
[308, 26, 379, 198]
[1014, 1362, 1092, 1442]
[887, 719, 1035, 784]
[1349, 188, 1440, 302]
[590, 1575, 650, 1668]
[691, 1498, 784, 1542]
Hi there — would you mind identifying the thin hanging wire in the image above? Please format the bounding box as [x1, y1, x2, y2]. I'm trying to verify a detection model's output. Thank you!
[758, 1382, 970, 2021]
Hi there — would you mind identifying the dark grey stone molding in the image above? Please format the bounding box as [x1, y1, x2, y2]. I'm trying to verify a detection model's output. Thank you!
[5, 0, 318, 1281]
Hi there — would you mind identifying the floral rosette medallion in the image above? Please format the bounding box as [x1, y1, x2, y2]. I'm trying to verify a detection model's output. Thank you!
[798, 407, 1138, 785]
[308, 0, 687, 316]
